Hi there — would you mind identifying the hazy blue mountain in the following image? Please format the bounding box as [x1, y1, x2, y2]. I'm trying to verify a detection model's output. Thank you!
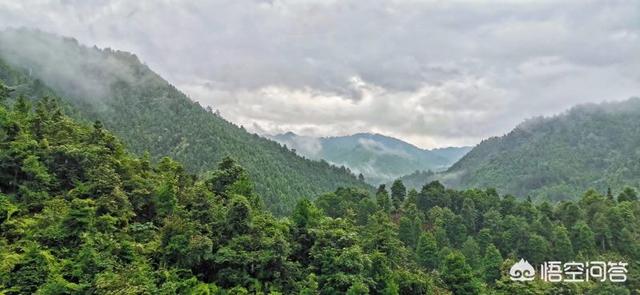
[0, 28, 370, 215]
[270, 132, 471, 185]
[392, 170, 436, 191]
[440, 98, 640, 202]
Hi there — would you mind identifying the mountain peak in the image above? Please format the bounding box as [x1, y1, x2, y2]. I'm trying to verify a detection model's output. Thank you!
[269, 131, 471, 185]
[443, 96, 640, 202]
[0, 30, 369, 215]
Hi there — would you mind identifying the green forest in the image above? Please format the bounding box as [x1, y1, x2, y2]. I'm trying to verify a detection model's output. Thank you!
[270, 132, 469, 186]
[444, 98, 640, 202]
[2, 85, 639, 294]
[0, 29, 370, 216]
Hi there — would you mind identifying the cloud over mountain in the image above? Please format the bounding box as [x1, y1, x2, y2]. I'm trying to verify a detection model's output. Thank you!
[1, 0, 638, 147]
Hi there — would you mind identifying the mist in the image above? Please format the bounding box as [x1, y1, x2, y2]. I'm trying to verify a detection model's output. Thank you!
[2, 1, 637, 148]
[0, 28, 164, 112]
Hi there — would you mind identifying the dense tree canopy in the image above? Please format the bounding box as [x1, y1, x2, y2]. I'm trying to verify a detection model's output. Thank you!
[443, 98, 640, 202]
[312, 177, 640, 293]
[0, 88, 444, 294]
[2, 83, 640, 293]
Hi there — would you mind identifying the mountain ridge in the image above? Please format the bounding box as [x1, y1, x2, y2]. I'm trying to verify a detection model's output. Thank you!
[269, 131, 471, 185]
[0, 28, 370, 214]
[441, 97, 640, 201]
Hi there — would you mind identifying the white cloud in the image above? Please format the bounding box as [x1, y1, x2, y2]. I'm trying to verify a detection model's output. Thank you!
[182, 75, 511, 148]
[0, 0, 638, 148]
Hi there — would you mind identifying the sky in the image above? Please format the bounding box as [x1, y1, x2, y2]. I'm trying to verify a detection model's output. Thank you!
[1, 0, 639, 148]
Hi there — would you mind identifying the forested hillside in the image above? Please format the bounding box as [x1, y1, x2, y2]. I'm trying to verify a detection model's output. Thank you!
[271, 132, 470, 185]
[0, 29, 369, 215]
[443, 98, 640, 202]
[1, 89, 637, 293]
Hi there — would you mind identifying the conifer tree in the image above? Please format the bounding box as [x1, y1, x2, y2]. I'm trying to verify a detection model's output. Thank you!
[552, 225, 574, 261]
[416, 232, 439, 270]
[482, 244, 503, 284]
[390, 179, 406, 210]
[441, 252, 482, 295]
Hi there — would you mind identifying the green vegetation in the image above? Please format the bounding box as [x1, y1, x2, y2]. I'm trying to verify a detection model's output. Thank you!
[2, 87, 638, 293]
[394, 170, 435, 191]
[272, 132, 470, 185]
[319, 177, 640, 293]
[0, 29, 370, 215]
[444, 98, 640, 202]
[0, 86, 442, 294]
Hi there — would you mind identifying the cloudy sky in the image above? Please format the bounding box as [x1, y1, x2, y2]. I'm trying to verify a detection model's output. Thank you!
[1, 0, 639, 148]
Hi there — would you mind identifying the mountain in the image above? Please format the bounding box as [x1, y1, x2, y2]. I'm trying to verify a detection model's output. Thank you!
[270, 132, 471, 185]
[394, 170, 436, 190]
[0, 89, 449, 294]
[0, 28, 369, 215]
[8, 85, 639, 294]
[442, 98, 640, 201]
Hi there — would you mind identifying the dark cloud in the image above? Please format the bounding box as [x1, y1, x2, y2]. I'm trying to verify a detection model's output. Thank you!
[0, 0, 638, 148]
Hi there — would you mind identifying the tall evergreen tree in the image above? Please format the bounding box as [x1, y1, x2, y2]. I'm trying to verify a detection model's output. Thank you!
[416, 232, 439, 270]
[461, 237, 481, 269]
[522, 234, 549, 265]
[571, 221, 596, 257]
[591, 212, 611, 251]
[552, 225, 574, 261]
[398, 216, 419, 249]
[482, 244, 503, 284]
[460, 198, 478, 233]
[445, 215, 467, 248]
[441, 252, 482, 295]
[376, 184, 392, 213]
[390, 179, 406, 210]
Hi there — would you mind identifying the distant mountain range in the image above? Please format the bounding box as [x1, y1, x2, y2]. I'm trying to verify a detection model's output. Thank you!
[440, 98, 640, 201]
[269, 132, 471, 185]
[3, 29, 638, 207]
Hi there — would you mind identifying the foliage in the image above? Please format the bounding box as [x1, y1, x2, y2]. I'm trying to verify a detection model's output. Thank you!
[0, 29, 370, 215]
[2, 73, 640, 293]
[310, 179, 640, 293]
[0, 92, 447, 294]
[271, 132, 470, 185]
[443, 98, 640, 202]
